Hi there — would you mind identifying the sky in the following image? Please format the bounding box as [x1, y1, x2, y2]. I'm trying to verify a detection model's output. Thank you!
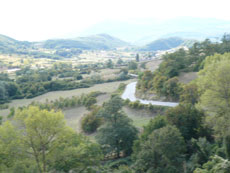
[0, 0, 230, 41]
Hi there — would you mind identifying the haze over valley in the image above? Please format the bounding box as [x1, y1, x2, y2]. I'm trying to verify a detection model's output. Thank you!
[1, 0, 230, 172]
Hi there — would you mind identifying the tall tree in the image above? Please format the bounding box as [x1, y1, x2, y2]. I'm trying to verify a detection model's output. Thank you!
[96, 96, 138, 158]
[166, 104, 205, 141]
[133, 125, 186, 173]
[14, 106, 102, 173]
[135, 53, 140, 62]
[197, 53, 230, 138]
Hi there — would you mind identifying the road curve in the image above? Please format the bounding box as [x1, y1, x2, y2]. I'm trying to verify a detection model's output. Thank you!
[121, 82, 179, 107]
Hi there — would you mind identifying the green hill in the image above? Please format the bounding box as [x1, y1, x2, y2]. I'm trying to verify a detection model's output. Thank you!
[140, 37, 195, 51]
[0, 34, 31, 53]
[42, 34, 129, 50]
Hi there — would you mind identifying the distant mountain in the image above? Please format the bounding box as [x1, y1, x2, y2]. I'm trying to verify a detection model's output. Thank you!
[42, 34, 129, 50]
[0, 34, 31, 53]
[139, 37, 195, 51]
[79, 17, 230, 45]
[75, 34, 129, 49]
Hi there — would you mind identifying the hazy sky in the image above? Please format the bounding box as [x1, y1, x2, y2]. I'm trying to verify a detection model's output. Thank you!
[1, 0, 230, 41]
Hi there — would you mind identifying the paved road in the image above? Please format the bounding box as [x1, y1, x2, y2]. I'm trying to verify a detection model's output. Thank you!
[121, 82, 179, 107]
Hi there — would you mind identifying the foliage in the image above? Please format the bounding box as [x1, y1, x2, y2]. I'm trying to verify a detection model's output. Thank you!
[186, 137, 216, 172]
[0, 63, 130, 104]
[180, 82, 199, 104]
[135, 53, 139, 62]
[197, 54, 230, 115]
[0, 106, 103, 173]
[166, 104, 206, 141]
[137, 34, 230, 99]
[133, 125, 186, 173]
[194, 155, 230, 173]
[96, 96, 138, 158]
[132, 116, 168, 160]
[197, 53, 230, 138]
[27, 91, 102, 112]
[163, 77, 183, 101]
[106, 59, 114, 68]
[128, 61, 137, 70]
[81, 106, 103, 133]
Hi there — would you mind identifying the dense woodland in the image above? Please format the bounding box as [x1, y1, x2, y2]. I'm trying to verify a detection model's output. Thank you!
[1, 34, 230, 172]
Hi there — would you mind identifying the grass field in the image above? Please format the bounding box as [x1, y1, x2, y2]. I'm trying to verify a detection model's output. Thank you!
[123, 106, 154, 129]
[0, 79, 134, 116]
[63, 106, 88, 132]
[62, 101, 154, 133]
[0, 75, 152, 134]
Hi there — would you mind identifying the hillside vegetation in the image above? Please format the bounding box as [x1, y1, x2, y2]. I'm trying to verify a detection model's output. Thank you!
[1, 32, 230, 172]
[138, 34, 230, 101]
[140, 37, 188, 51]
[43, 34, 129, 50]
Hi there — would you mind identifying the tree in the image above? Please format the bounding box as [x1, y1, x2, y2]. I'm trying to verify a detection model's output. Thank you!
[138, 70, 153, 91]
[166, 104, 205, 141]
[180, 82, 199, 105]
[0, 121, 30, 172]
[197, 53, 230, 138]
[163, 77, 182, 101]
[84, 96, 97, 110]
[81, 106, 103, 133]
[14, 106, 102, 173]
[187, 137, 215, 172]
[135, 54, 140, 62]
[133, 125, 186, 173]
[128, 61, 137, 70]
[194, 155, 230, 173]
[198, 56, 230, 115]
[132, 116, 168, 160]
[96, 96, 138, 158]
[51, 133, 102, 173]
[117, 58, 123, 65]
[106, 59, 114, 68]
[153, 73, 168, 95]
[0, 81, 8, 103]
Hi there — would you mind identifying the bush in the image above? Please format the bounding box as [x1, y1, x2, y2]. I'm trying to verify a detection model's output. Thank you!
[81, 106, 103, 133]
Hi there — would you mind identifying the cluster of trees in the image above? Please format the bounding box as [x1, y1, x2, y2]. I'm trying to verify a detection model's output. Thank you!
[0, 96, 140, 172]
[0, 62, 131, 104]
[129, 52, 230, 172]
[137, 34, 230, 101]
[0, 106, 102, 172]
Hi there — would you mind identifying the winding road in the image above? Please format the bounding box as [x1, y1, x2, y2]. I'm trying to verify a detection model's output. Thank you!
[121, 82, 178, 107]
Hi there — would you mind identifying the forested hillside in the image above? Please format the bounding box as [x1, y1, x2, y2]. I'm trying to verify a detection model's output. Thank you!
[140, 37, 188, 51]
[43, 34, 129, 50]
[1, 34, 230, 173]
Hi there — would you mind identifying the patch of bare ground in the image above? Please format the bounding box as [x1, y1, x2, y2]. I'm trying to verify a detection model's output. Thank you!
[145, 59, 163, 72]
[178, 72, 198, 84]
